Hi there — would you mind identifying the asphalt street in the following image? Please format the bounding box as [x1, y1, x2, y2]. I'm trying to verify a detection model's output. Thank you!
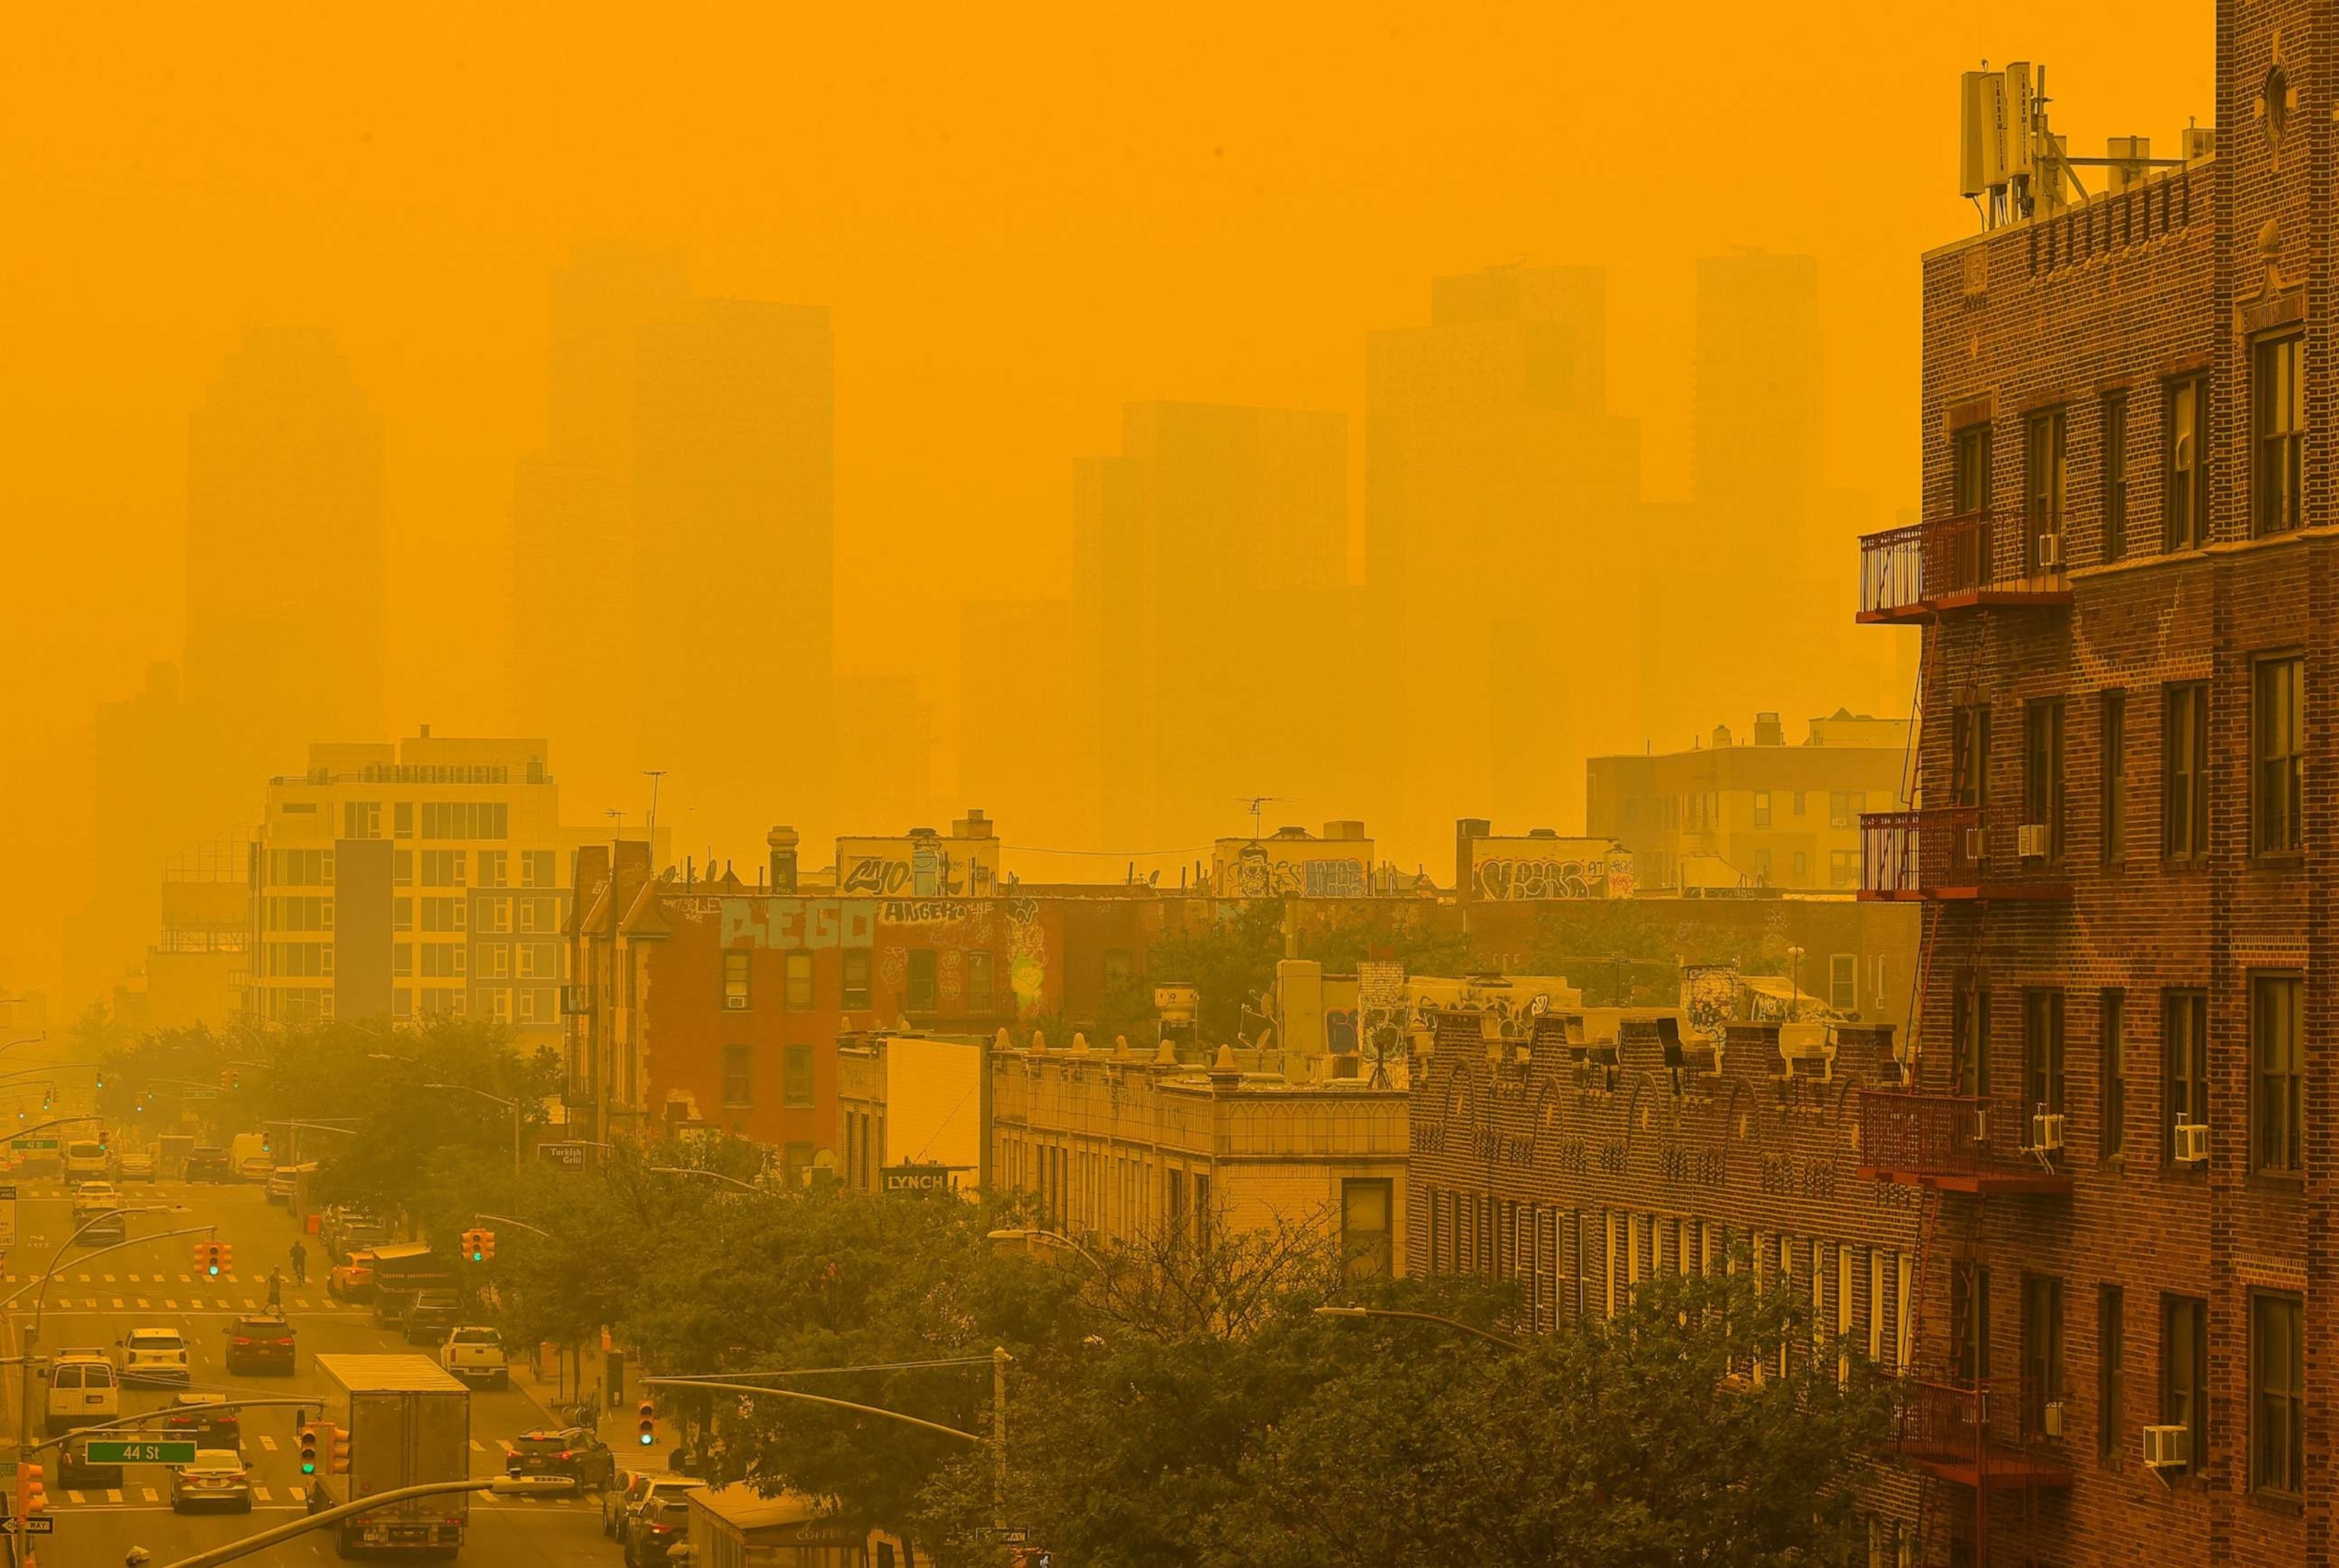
[1, 1174, 620, 1567]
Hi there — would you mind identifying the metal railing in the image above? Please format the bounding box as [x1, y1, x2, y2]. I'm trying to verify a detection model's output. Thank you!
[1894, 1375, 2069, 1484]
[1858, 510, 2065, 618]
[1859, 1091, 1990, 1178]
[1861, 805, 2069, 897]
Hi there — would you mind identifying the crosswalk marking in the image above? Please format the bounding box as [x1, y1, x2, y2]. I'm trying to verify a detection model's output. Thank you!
[496, 1439, 517, 1455]
[136, 1299, 148, 1308]
[141, 1487, 158, 1503]
[110, 1298, 121, 1308]
[103, 1273, 114, 1283]
[243, 1298, 257, 1309]
[164, 1299, 177, 1308]
[255, 1484, 273, 1503]
[75, 1273, 88, 1283]
[468, 1439, 485, 1452]
[259, 1436, 279, 1452]
[106, 1488, 122, 1503]
[65, 1490, 84, 1505]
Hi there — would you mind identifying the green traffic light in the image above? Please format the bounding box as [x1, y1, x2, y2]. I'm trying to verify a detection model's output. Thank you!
[207, 1263, 220, 1277]
[639, 1432, 655, 1445]
[302, 1459, 316, 1474]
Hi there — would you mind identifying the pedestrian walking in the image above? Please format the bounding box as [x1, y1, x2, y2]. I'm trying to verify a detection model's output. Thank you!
[266, 1266, 283, 1311]
[290, 1239, 308, 1285]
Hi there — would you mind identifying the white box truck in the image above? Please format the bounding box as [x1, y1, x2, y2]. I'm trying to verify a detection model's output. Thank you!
[314, 1353, 472, 1558]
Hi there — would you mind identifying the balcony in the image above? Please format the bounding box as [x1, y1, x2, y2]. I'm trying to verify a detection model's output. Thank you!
[1894, 1378, 2074, 1490]
[1859, 807, 2073, 902]
[1857, 512, 2075, 624]
[1856, 1091, 2073, 1196]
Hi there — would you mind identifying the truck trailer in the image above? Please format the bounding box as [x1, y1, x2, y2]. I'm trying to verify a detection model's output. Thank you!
[313, 1353, 472, 1558]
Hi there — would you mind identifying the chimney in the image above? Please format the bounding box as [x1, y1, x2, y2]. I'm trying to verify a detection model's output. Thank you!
[1456, 817, 1492, 898]
[418, 723, 431, 740]
[767, 826, 799, 894]
[953, 808, 994, 840]
[1754, 712, 1784, 747]
[1322, 820, 1366, 841]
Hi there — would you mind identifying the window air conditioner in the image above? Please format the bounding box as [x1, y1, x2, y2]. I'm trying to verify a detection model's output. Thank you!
[2036, 533, 2062, 571]
[1972, 1105, 1990, 1143]
[724, 996, 750, 1012]
[2018, 824, 2052, 859]
[2031, 1110, 2066, 1152]
[1961, 827, 1985, 862]
[2043, 1399, 2065, 1439]
[2173, 1121, 2210, 1163]
[2143, 1423, 2191, 1469]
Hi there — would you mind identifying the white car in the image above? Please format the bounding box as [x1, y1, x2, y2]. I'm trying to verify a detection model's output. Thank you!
[440, 1325, 509, 1388]
[116, 1150, 157, 1181]
[119, 1327, 191, 1387]
[70, 1182, 120, 1219]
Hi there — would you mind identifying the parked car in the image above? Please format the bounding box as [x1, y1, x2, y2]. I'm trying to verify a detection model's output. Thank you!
[183, 1146, 232, 1183]
[170, 1448, 253, 1512]
[222, 1315, 296, 1375]
[327, 1250, 378, 1303]
[400, 1289, 463, 1345]
[625, 1487, 705, 1567]
[265, 1168, 298, 1204]
[506, 1427, 616, 1492]
[118, 1326, 191, 1386]
[115, 1149, 156, 1181]
[441, 1325, 509, 1388]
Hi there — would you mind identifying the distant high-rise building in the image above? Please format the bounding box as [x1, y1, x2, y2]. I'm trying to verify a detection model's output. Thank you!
[511, 244, 691, 812]
[186, 326, 385, 779]
[1074, 401, 1350, 852]
[1693, 253, 1822, 528]
[959, 600, 1080, 841]
[62, 662, 244, 1009]
[1365, 264, 1642, 851]
[631, 298, 836, 857]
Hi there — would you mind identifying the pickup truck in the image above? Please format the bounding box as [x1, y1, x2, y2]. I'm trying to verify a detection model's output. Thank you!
[440, 1326, 509, 1389]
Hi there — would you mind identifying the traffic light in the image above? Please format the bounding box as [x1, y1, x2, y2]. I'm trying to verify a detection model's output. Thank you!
[194, 1241, 231, 1276]
[260, 1132, 272, 1155]
[461, 1228, 483, 1264]
[637, 1398, 657, 1447]
[298, 1422, 320, 1475]
[95, 1127, 108, 1152]
[94, 1070, 105, 1091]
[218, 1241, 235, 1272]
[327, 1423, 351, 1474]
[220, 1069, 231, 1088]
[480, 1230, 496, 1263]
[14, 1461, 43, 1517]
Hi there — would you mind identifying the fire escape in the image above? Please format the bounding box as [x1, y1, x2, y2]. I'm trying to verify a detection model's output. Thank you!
[1855, 506, 2074, 1568]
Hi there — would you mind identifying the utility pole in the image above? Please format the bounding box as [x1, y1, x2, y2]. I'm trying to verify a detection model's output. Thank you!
[991, 1346, 1010, 1532]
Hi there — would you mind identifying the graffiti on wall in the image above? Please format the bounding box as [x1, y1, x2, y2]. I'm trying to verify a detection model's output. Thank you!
[1469, 844, 1635, 901]
[838, 837, 1000, 898]
[1007, 897, 1047, 1012]
[684, 898, 878, 949]
[1682, 961, 1739, 1041]
[879, 900, 999, 945]
[1222, 842, 1368, 899]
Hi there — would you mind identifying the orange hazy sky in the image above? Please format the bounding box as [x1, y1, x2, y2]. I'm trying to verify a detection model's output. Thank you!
[0, 3, 2213, 998]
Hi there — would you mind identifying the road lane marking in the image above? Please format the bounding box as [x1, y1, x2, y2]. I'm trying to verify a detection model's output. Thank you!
[136, 1299, 147, 1308]
[164, 1299, 177, 1308]
[141, 1487, 158, 1502]
[75, 1273, 88, 1283]
[469, 1439, 484, 1452]
[106, 1488, 122, 1503]
[65, 1490, 84, 1504]
[103, 1274, 113, 1283]
[254, 1485, 273, 1502]
[244, 1299, 257, 1309]
[259, 1436, 279, 1452]
[110, 1298, 121, 1308]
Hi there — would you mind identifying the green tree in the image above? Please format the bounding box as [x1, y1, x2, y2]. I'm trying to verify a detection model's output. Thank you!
[1146, 900, 1284, 1042]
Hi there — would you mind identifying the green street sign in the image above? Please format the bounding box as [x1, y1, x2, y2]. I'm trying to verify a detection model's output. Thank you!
[8, 1139, 56, 1152]
[85, 1440, 196, 1464]
[180, 1088, 219, 1101]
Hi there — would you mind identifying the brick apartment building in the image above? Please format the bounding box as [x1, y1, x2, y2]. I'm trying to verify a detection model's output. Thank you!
[1840, 13, 2334, 1563]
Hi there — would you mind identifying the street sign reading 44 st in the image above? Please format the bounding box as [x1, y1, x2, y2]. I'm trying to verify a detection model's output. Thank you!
[86, 1440, 196, 1464]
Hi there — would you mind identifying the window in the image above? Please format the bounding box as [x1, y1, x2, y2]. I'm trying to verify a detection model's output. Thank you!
[2252, 974, 2303, 1175]
[1951, 705, 1990, 807]
[2167, 377, 2208, 550]
[2020, 1273, 2064, 1440]
[2101, 690, 2127, 867]
[966, 951, 995, 1013]
[420, 943, 465, 979]
[477, 897, 511, 935]
[1951, 1261, 1990, 1386]
[2024, 406, 2066, 572]
[522, 850, 555, 888]
[783, 1044, 814, 1107]
[393, 849, 412, 888]
[420, 897, 465, 932]
[907, 949, 937, 1012]
[1828, 790, 1862, 829]
[723, 951, 751, 1010]
[420, 802, 509, 840]
[1753, 790, 1773, 827]
[519, 896, 557, 933]
[394, 802, 414, 840]
[1341, 1178, 1394, 1284]
[1793, 790, 1807, 816]
[1829, 955, 1856, 1012]
[392, 944, 413, 979]
[420, 849, 467, 888]
[2251, 1292, 2304, 1495]
[722, 1045, 751, 1108]
[841, 949, 872, 1009]
[783, 951, 814, 1011]
[2023, 698, 2066, 860]
[2162, 1294, 2207, 1475]
[2098, 1284, 2125, 1466]
[2163, 684, 2210, 859]
[2164, 990, 2208, 1159]
[783, 1142, 814, 1188]
[2254, 334, 2304, 536]
[2100, 990, 2126, 1159]
[1829, 849, 1858, 887]
[1792, 851, 1808, 880]
[477, 943, 509, 980]
[477, 850, 509, 888]
[393, 898, 412, 933]
[1753, 848, 1773, 882]
[517, 942, 558, 980]
[1952, 422, 1991, 517]
[343, 802, 381, 840]
[2102, 391, 2129, 560]
[1953, 982, 1990, 1098]
[2254, 656, 2305, 856]
[2022, 989, 2065, 1119]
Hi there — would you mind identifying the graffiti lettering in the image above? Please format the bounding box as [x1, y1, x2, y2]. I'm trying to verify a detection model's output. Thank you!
[711, 898, 877, 950]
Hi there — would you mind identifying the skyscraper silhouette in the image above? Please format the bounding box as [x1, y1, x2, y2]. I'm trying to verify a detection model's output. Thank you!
[631, 298, 836, 855]
[186, 326, 385, 779]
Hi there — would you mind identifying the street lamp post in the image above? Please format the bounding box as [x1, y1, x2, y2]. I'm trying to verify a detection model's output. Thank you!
[648, 1165, 762, 1194]
[984, 1228, 1106, 1270]
[1311, 1305, 1526, 1353]
[421, 1083, 523, 1179]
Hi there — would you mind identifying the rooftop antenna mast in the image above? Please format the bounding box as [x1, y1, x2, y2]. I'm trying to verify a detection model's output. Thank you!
[643, 770, 666, 849]
[1238, 795, 1292, 838]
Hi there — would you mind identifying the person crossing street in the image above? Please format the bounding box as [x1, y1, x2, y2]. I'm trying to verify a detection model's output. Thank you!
[290, 1239, 308, 1285]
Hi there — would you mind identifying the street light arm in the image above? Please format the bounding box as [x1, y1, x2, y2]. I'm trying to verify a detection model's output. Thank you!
[153, 1477, 538, 1568]
[986, 1228, 1106, 1270]
[19, 1395, 328, 1456]
[1313, 1305, 1526, 1353]
[471, 1210, 553, 1238]
[421, 1082, 517, 1110]
[5, 1217, 211, 1315]
[648, 1165, 762, 1194]
[640, 1376, 984, 1442]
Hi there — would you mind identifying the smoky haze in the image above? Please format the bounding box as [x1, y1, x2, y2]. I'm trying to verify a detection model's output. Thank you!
[0, 4, 2212, 1006]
